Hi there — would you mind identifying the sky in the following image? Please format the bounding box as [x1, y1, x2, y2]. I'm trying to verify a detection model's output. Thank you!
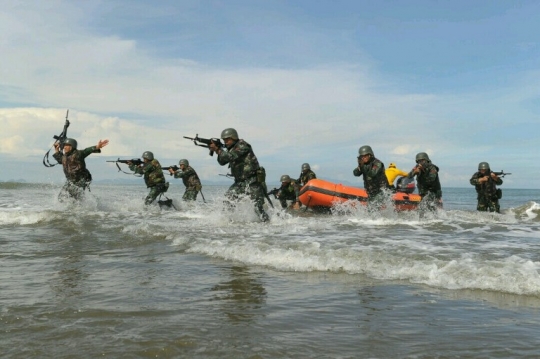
[1, 0, 539, 188]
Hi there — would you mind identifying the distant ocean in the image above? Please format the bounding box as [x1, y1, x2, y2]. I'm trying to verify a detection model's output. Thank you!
[1, 182, 540, 358]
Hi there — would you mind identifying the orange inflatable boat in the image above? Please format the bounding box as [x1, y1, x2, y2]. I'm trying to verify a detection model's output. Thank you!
[298, 179, 422, 211]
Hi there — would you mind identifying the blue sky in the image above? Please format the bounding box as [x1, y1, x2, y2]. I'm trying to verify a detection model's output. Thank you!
[1, 0, 539, 188]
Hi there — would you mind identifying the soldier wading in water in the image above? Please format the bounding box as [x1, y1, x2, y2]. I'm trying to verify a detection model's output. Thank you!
[128, 151, 169, 205]
[407, 152, 442, 214]
[53, 138, 109, 201]
[208, 128, 270, 222]
[353, 145, 390, 210]
[169, 159, 202, 201]
[469, 161, 503, 213]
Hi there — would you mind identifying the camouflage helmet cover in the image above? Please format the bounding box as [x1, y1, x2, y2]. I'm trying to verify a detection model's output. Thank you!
[64, 138, 77, 150]
[301, 163, 310, 171]
[142, 151, 154, 160]
[179, 159, 189, 166]
[280, 175, 291, 182]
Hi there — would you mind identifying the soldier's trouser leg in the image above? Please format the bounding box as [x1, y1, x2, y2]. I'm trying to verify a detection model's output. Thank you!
[493, 200, 501, 213]
[279, 198, 288, 209]
[183, 190, 198, 201]
[224, 183, 243, 210]
[249, 182, 269, 222]
[58, 182, 86, 202]
[419, 192, 441, 217]
[367, 191, 386, 212]
[477, 198, 500, 213]
[145, 186, 163, 205]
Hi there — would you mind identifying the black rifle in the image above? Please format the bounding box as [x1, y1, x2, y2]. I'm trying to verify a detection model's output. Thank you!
[106, 158, 143, 174]
[267, 188, 280, 198]
[493, 170, 511, 178]
[43, 110, 70, 167]
[183, 134, 223, 156]
[162, 165, 180, 174]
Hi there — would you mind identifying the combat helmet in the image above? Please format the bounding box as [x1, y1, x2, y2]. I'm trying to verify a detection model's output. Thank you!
[478, 162, 490, 171]
[179, 159, 189, 167]
[358, 145, 374, 156]
[221, 128, 239, 140]
[142, 151, 154, 160]
[415, 152, 430, 162]
[301, 163, 311, 171]
[64, 138, 77, 150]
[280, 175, 291, 183]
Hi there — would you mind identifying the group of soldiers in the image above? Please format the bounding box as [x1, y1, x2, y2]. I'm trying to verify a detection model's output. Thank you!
[51, 127, 505, 219]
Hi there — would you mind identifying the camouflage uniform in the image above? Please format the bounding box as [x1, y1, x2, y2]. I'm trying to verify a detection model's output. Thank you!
[277, 181, 301, 209]
[353, 157, 389, 205]
[53, 146, 101, 201]
[130, 159, 168, 205]
[297, 170, 317, 187]
[407, 162, 442, 212]
[470, 172, 503, 213]
[173, 165, 202, 201]
[217, 139, 269, 221]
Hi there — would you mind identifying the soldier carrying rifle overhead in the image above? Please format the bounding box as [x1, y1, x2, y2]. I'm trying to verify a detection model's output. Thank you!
[53, 138, 109, 202]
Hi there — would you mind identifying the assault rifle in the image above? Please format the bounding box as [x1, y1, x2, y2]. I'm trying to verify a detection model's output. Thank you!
[106, 158, 143, 174]
[43, 109, 70, 167]
[267, 188, 280, 198]
[107, 158, 143, 166]
[162, 165, 180, 174]
[493, 171, 511, 178]
[183, 134, 223, 156]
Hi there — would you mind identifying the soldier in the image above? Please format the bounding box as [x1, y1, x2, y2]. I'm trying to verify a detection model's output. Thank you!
[169, 159, 202, 201]
[469, 162, 503, 213]
[128, 151, 169, 205]
[275, 175, 301, 209]
[385, 162, 408, 190]
[407, 152, 442, 212]
[297, 163, 317, 187]
[208, 128, 269, 222]
[53, 137, 109, 201]
[353, 145, 390, 207]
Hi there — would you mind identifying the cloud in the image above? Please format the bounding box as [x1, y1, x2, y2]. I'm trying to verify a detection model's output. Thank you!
[0, 1, 539, 188]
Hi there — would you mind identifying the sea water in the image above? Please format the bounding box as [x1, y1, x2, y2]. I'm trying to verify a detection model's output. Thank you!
[1, 182, 539, 358]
